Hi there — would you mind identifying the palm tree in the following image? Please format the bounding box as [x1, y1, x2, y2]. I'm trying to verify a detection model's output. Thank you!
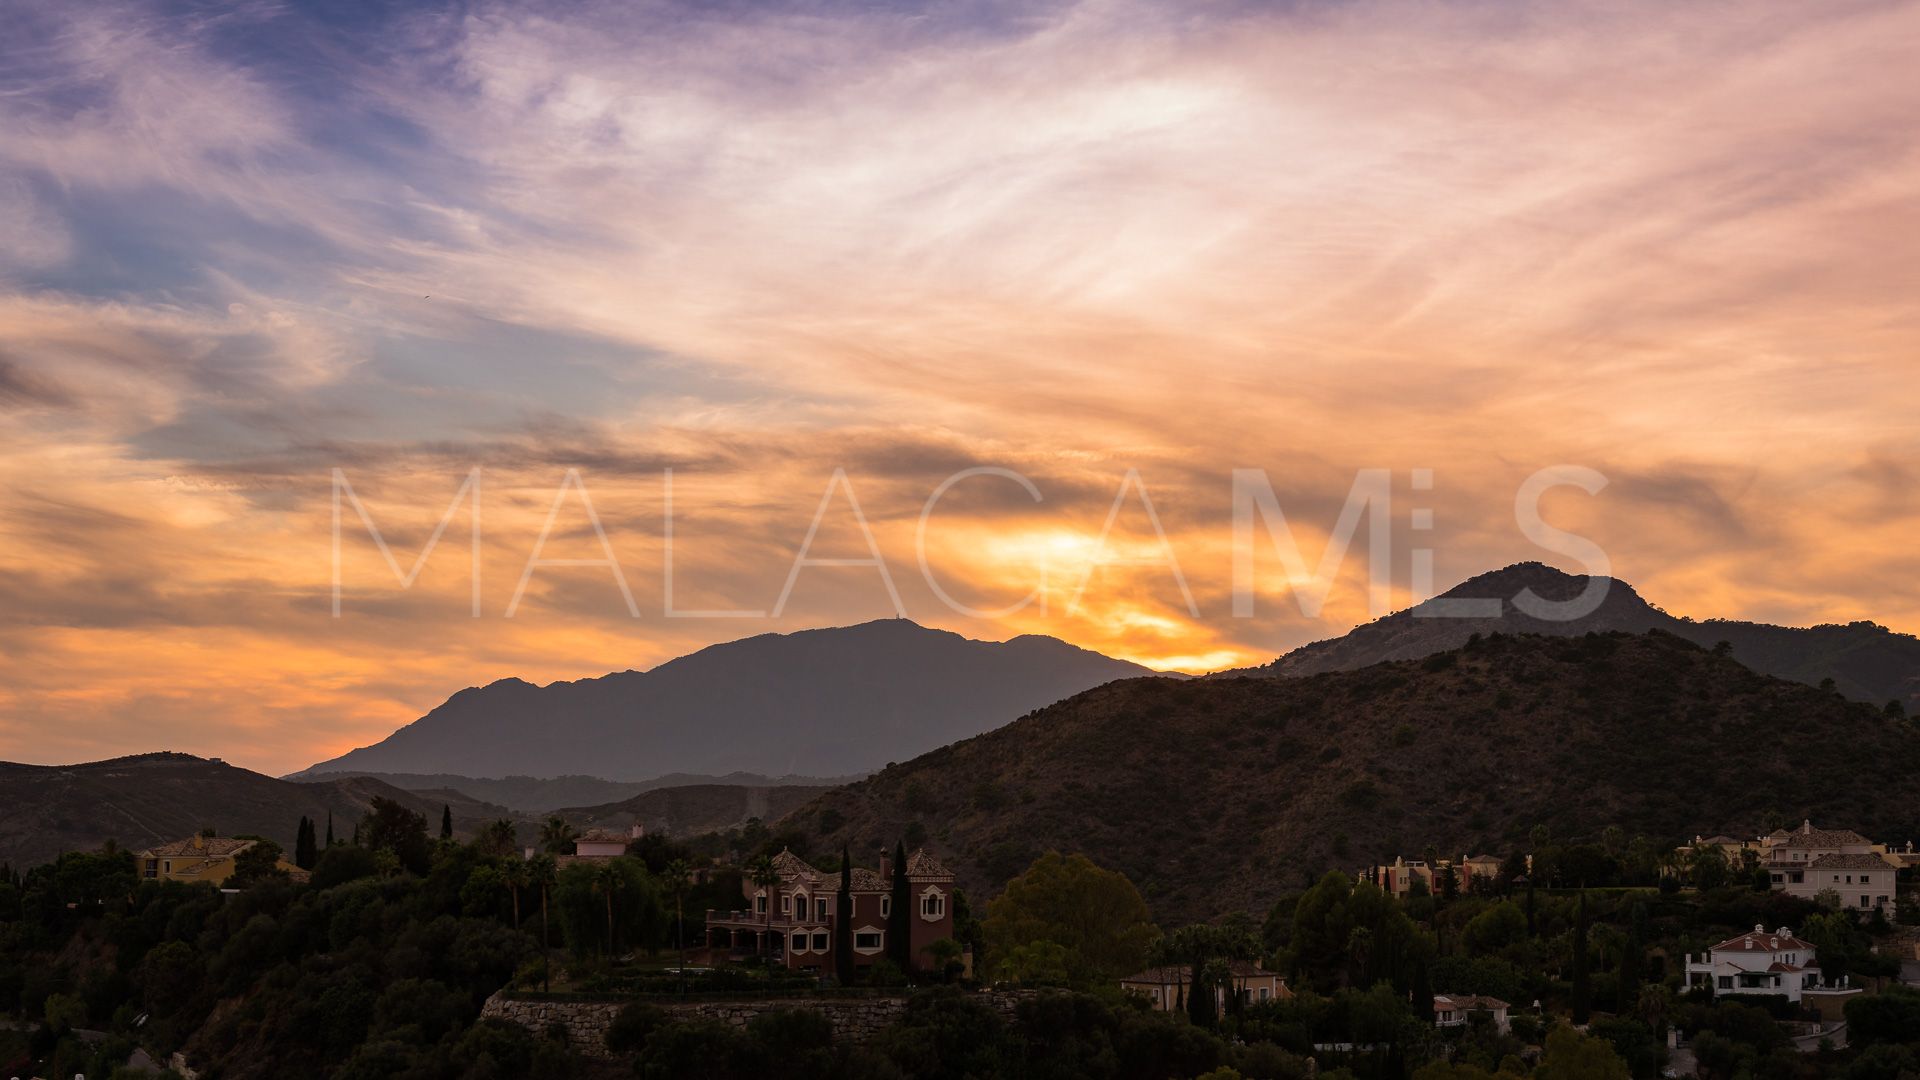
[482, 819, 517, 856]
[592, 861, 622, 958]
[664, 858, 692, 991]
[668, 857, 691, 976]
[500, 857, 528, 930]
[746, 854, 780, 962]
[528, 855, 556, 991]
[540, 816, 578, 855]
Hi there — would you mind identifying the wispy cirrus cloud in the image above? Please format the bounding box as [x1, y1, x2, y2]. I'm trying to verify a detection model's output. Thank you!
[1, 0, 1918, 772]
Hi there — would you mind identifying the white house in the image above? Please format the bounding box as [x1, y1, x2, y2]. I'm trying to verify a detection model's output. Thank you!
[1433, 994, 1510, 1032]
[1683, 925, 1860, 1006]
[1761, 821, 1894, 913]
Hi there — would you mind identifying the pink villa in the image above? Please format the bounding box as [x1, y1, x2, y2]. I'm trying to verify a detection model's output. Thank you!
[705, 848, 956, 979]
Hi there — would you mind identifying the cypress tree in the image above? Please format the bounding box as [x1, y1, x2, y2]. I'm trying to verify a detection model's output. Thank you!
[440, 804, 453, 840]
[294, 816, 317, 870]
[835, 847, 856, 983]
[1571, 888, 1591, 1025]
[325, 813, 335, 848]
[888, 841, 912, 972]
[1619, 900, 1646, 1015]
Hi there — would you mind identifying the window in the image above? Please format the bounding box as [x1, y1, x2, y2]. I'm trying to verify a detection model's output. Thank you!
[1860, 874, 1872, 884]
[1718, 976, 1733, 990]
[756, 893, 767, 914]
[1259, 987, 1270, 1002]
[817, 897, 829, 919]
[855, 931, 882, 951]
[812, 932, 829, 950]
[792, 932, 808, 952]
[782, 895, 791, 914]
[880, 896, 891, 917]
[921, 893, 945, 918]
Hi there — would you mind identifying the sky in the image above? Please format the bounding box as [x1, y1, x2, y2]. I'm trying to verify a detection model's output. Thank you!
[2, 0, 1919, 776]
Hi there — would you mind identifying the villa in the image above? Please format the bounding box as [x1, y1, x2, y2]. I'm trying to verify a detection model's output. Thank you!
[1120, 962, 1291, 1013]
[704, 847, 956, 978]
[1433, 994, 1510, 1032]
[1682, 924, 1862, 1008]
[135, 835, 308, 885]
[1762, 821, 1894, 913]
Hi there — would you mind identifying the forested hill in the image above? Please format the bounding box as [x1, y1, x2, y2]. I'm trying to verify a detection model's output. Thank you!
[786, 630, 1920, 922]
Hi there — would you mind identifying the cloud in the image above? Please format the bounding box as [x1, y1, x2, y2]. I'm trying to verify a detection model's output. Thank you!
[1, 0, 1919, 772]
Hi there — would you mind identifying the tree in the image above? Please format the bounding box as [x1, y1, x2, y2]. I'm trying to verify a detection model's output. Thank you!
[593, 860, 622, 957]
[500, 857, 528, 930]
[1617, 901, 1645, 1015]
[926, 937, 964, 983]
[747, 854, 781, 961]
[1535, 1027, 1629, 1080]
[362, 797, 431, 874]
[440, 805, 454, 840]
[1571, 889, 1591, 1026]
[529, 854, 557, 991]
[478, 819, 517, 857]
[325, 812, 335, 848]
[294, 816, 318, 870]
[664, 858, 692, 992]
[539, 816, 578, 856]
[982, 852, 1158, 988]
[835, 847, 855, 982]
[229, 838, 290, 887]
[889, 841, 913, 973]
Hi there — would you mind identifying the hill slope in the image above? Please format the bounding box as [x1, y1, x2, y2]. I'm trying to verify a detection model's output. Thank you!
[278, 770, 859, 814]
[0, 753, 515, 869]
[302, 619, 1161, 781]
[1228, 562, 1920, 707]
[786, 630, 1920, 921]
[554, 783, 834, 838]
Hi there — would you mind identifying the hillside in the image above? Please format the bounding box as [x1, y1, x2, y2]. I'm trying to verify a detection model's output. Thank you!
[277, 770, 859, 814]
[785, 630, 1920, 922]
[302, 619, 1161, 780]
[553, 783, 834, 838]
[0, 753, 516, 869]
[1228, 562, 1920, 707]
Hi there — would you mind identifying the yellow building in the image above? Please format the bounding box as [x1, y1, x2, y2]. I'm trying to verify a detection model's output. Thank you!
[135, 835, 298, 885]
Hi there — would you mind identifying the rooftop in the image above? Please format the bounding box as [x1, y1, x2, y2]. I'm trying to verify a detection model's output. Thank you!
[137, 836, 255, 859]
[1807, 853, 1890, 870]
[1710, 925, 1815, 954]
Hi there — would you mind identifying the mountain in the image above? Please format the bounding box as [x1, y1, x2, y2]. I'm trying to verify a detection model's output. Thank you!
[553, 783, 835, 838]
[783, 630, 1920, 921]
[300, 619, 1161, 781]
[0, 753, 518, 870]
[1225, 562, 1920, 708]
[276, 770, 862, 815]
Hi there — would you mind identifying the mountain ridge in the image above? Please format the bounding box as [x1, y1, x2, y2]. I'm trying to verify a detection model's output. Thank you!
[301, 619, 1164, 780]
[1223, 562, 1920, 707]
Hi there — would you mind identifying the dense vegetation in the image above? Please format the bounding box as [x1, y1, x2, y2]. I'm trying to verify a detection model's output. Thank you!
[788, 630, 1920, 919]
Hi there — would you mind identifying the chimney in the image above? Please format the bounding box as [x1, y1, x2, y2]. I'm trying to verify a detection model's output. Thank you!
[630, 823, 645, 840]
[879, 849, 892, 879]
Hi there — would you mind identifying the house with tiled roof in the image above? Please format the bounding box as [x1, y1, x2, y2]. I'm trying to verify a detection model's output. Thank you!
[134, 835, 307, 886]
[1121, 961, 1290, 1013]
[704, 847, 955, 979]
[1434, 993, 1510, 1032]
[553, 824, 642, 867]
[1761, 820, 1895, 912]
[1683, 924, 1863, 1007]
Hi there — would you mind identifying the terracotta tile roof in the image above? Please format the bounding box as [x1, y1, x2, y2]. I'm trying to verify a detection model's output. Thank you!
[575, 828, 629, 845]
[1775, 822, 1870, 848]
[137, 837, 255, 858]
[770, 848, 821, 882]
[1434, 994, 1509, 1012]
[1808, 853, 1891, 870]
[848, 868, 888, 891]
[1695, 835, 1745, 846]
[1121, 961, 1280, 984]
[1462, 854, 1502, 865]
[1767, 962, 1804, 973]
[906, 848, 953, 878]
[1710, 925, 1815, 953]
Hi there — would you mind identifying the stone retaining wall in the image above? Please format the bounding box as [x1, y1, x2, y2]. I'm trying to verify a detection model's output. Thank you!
[481, 990, 1031, 1059]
